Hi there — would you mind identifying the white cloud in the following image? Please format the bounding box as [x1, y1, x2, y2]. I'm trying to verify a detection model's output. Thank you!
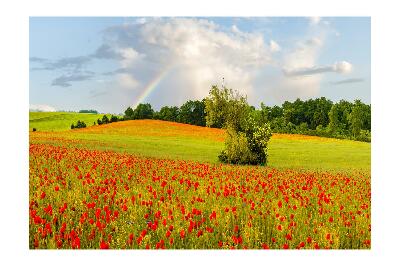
[29, 104, 57, 112]
[269, 40, 281, 53]
[309, 17, 321, 25]
[101, 18, 273, 107]
[332, 61, 353, 74]
[30, 17, 352, 111]
[116, 73, 140, 90]
[283, 61, 353, 77]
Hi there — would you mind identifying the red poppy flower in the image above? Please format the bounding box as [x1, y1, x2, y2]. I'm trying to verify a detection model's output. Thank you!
[100, 240, 109, 249]
[262, 243, 269, 249]
[180, 229, 185, 239]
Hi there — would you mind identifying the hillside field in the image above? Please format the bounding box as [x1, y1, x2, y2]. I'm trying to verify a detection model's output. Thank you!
[29, 115, 370, 172]
[29, 112, 115, 131]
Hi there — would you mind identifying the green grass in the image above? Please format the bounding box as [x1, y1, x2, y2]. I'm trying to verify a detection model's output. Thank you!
[29, 112, 115, 131]
[29, 118, 370, 173]
[268, 137, 370, 172]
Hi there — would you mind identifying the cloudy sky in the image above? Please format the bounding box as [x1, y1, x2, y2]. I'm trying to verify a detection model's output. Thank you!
[29, 17, 370, 113]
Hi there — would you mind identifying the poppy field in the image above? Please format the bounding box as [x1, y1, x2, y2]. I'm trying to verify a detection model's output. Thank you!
[29, 141, 371, 249]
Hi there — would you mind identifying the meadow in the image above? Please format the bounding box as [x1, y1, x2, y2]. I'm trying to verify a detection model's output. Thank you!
[30, 116, 370, 172]
[29, 112, 112, 131]
[29, 112, 371, 249]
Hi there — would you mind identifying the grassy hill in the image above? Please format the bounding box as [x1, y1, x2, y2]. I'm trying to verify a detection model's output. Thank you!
[29, 119, 370, 172]
[29, 112, 114, 131]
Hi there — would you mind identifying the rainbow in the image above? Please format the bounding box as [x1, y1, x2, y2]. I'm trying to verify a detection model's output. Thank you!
[132, 65, 174, 108]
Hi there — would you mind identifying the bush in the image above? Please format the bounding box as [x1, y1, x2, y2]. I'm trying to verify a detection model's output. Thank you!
[110, 115, 119, 123]
[205, 85, 273, 166]
[355, 129, 371, 142]
[219, 121, 272, 166]
[71, 120, 86, 129]
[101, 115, 109, 124]
[218, 127, 254, 164]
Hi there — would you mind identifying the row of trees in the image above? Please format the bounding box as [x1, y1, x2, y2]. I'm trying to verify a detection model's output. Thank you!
[96, 114, 120, 125]
[259, 98, 371, 142]
[123, 100, 206, 126]
[121, 96, 370, 142]
[79, 109, 98, 114]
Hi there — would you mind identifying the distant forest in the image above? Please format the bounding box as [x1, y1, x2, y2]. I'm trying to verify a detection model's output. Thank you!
[118, 96, 371, 142]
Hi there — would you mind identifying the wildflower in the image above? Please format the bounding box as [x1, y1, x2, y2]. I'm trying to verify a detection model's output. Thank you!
[180, 229, 185, 239]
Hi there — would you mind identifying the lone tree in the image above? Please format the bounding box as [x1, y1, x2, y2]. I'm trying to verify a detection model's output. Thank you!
[205, 85, 272, 165]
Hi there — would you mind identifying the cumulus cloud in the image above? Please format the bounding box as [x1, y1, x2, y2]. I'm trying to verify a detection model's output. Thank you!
[330, 78, 364, 85]
[93, 44, 124, 60]
[29, 104, 57, 112]
[116, 73, 140, 90]
[97, 18, 274, 106]
[269, 40, 281, 53]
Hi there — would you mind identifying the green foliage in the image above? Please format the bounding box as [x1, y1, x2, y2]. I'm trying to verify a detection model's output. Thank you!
[79, 109, 98, 114]
[178, 100, 206, 126]
[133, 103, 154, 120]
[205, 85, 272, 165]
[124, 107, 134, 120]
[71, 120, 86, 129]
[110, 115, 119, 123]
[124, 103, 154, 120]
[156, 106, 180, 122]
[218, 127, 254, 164]
[204, 85, 249, 131]
[348, 100, 368, 138]
[102, 115, 110, 124]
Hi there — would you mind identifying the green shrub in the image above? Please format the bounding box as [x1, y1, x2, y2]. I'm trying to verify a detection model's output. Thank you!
[218, 127, 254, 164]
[356, 129, 371, 142]
[71, 120, 86, 129]
[102, 115, 109, 124]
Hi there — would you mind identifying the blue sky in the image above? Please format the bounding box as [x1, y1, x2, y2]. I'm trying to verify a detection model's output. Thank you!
[29, 17, 370, 113]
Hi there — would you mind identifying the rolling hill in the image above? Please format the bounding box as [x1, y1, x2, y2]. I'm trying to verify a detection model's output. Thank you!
[29, 117, 370, 172]
[29, 112, 114, 131]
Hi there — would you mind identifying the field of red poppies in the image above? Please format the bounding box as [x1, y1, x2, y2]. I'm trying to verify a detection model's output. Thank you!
[29, 143, 371, 249]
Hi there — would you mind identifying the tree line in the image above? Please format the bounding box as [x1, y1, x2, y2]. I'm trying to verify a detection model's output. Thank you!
[120, 93, 370, 142]
[123, 101, 206, 127]
[71, 88, 371, 143]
